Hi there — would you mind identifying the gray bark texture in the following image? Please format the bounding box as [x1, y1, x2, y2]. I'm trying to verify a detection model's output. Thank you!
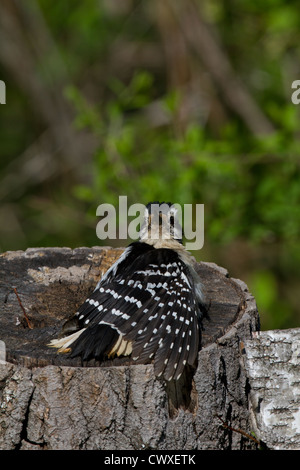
[0, 247, 260, 450]
[243, 328, 300, 450]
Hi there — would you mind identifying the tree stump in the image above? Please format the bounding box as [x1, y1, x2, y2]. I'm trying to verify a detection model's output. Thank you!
[0, 247, 259, 450]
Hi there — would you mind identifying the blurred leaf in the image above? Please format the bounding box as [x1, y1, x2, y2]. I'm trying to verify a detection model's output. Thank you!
[250, 270, 292, 329]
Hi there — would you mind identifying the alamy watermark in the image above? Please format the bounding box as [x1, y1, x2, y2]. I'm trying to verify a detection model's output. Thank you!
[96, 197, 204, 251]
[291, 80, 300, 105]
[0, 80, 6, 104]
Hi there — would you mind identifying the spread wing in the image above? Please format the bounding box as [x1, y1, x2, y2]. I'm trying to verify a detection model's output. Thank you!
[51, 242, 203, 381]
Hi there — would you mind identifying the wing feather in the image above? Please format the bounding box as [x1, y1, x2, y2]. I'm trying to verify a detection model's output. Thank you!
[56, 242, 203, 380]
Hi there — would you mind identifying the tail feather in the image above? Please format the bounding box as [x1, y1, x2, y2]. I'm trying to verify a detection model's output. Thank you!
[70, 324, 120, 361]
[48, 328, 86, 353]
[49, 322, 133, 361]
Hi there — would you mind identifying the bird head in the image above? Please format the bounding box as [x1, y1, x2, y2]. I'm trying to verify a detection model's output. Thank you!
[139, 201, 183, 244]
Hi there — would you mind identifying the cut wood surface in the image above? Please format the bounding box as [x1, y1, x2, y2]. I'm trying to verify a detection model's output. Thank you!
[0, 247, 260, 450]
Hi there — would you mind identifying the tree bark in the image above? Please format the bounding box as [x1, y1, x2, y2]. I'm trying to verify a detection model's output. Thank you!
[243, 328, 300, 450]
[0, 247, 259, 450]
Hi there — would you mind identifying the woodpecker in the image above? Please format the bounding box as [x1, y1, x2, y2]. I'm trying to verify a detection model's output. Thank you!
[49, 202, 205, 381]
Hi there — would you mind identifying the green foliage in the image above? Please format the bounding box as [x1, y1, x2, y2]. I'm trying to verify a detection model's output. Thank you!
[67, 71, 300, 249]
[249, 270, 292, 329]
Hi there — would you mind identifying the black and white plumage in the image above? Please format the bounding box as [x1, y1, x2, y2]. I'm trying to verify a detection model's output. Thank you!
[49, 202, 205, 381]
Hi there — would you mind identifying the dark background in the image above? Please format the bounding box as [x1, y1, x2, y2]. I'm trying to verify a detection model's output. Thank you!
[0, 0, 300, 330]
